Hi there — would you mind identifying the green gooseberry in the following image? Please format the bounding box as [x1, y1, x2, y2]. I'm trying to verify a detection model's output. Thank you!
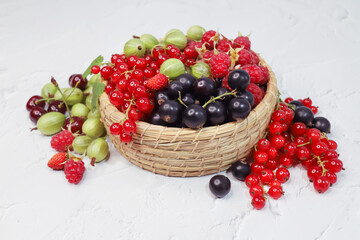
[41, 83, 57, 100]
[87, 138, 109, 163]
[140, 34, 159, 50]
[187, 25, 206, 41]
[87, 108, 101, 119]
[164, 29, 187, 50]
[191, 62, 211, 78]
[71, 103, 89, 118]
[88, 74, 101, 86]
[37, 112, 66, 136]
[124, 39, 146, 57]
[160, 58, 185, 79]
[82, 118, 105, 139]
[72, 136, 93, 154]
[54, 88, 83, 106]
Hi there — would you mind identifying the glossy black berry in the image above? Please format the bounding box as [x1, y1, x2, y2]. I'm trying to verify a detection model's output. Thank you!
[158, 100, 182, 123]
[209, 175, 231, 198]
[312, 116, 331, 133]
[289, 100, 304, 109]
[182, 104, 207, 129]
[205, 102, 226, 126]
[228, 98, 251, 120]
[237, 90, 254, 107]
[216, 87, 234, 104]
[293, 106, 314, 126]
[148, 112, 167, 126]
[168, 80, 185, 98]
[230, 161, 251, 181]
[155, 90, 171, 106]
[192, 77, 216, 103]
[181, 93, 195, 106]
[227, 69, 250, 91]
[176, 73, 196, 92]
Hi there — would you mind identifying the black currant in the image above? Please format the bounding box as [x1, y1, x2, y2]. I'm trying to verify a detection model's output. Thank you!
[293, 106, 314, 126]
[168, 80, 185, 98]
[209, 175, 231, 198]
[216, 87, 234, 104]
[181, 93, 195, 106]
[230, 161, 251, 181]
[227, 69, 250, 91]
[192, 77, 216, 103]
[158, 100, 182, 123]
[176, 73, 196, 92]
[205, 102, 226, 126]
[155, 90, 171, 106]
[312, 116, 331, 133]
[289, 100, 304, 109]
[237, 90, 254, 107]
[228, 98, 251, 120]
[182, 104, 207, 129]
[148, 112, 167, 126]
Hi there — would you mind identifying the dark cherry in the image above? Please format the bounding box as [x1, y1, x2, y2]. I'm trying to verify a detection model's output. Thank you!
[312, 116, 331, 133]
[205, 102, 226, 126]
[69, 74, 88, 90]
[176, 73, 196, 92]
[209, 175, 231, 198]
[230, 161, 251, 181]
[29, 106, 46, 123]
[63, 117, 85, 133]
[47, 100, 66, 114]
[26, 95, 45, 111]
[237, 90, 254, 107]
[182, 104, 207, 129]
[158, 100, 182, 123]
[228, 98, 251, 120]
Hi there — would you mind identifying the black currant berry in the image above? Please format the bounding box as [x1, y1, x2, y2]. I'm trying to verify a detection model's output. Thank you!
[182, 104, 207, 129]
[181, 93, 195, 106]
[227, 69, 250, 91]
[158, 100, 182, 123]
[228, 98, 251, 120]
[216, 87, 234, 104]
[205, 102, 226, 126]
[168, 80, 185, 98]
[176, 73, 196, 92]
[148, 112, 167, 126]
[155, 90, 171, 106]
[312, 116, 331, 133]
[209, 175, 231, 198]
[293, 106, 314, 126]
[230, 161, 251, 181]
[289, 100, 304, 109]
[192, 77, 216, 103]
[237, 90, 254, 107]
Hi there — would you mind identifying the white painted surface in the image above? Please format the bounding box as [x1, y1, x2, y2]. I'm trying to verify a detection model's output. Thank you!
[1, 0, 360, 239]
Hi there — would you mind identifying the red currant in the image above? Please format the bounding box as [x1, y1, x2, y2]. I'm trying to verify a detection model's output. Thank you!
[305, 128, 321, 143]
[136, 97, 151, 112]
[325, 171, 337, 185]
[269, 121, 283, 135]
[105, 84, 115, 95]
[91, 65, 100, 74]
[117, 62, 129, 73]
[302, 98, 312, 107]
[135, 58, 147, 70]
[268, 186, 283, 200]
[296, 146, 311, 161]
[128, 79, 140, 93]
[276, 167, 290, 183]
[311, 142, 328, 156]
[100, 66, 113, 80]
[157, 54, 169, 65]
[249, 184, 264, 197]
[280, 155, 293, 168]
[251, 162, 265, 175]
[144, 68, 154, 78]
[266, 159, 278, 171]
[271, 110, 285, 123]
[259, 169, 274, 185]
[307, 165, 322, 181]
[267, 147, 278, 159]
[310, 106, 318, 114]
[133, 85, 148, 99]
[245, 174, 260, 187]
[120, 132, 132, 143]
[270, 180, 282, 187]
[132, 69, 144, 81]
[123, 119, 136, 134]
[284, 142, 297, 156]
[313, 176, 330, 193]
[284, 97, 293, 103]
[109, 90, 124, 107]
[301, 158, 316, 170]
[128, 107, 142, 121]
[251, 196, 266, 210]
[254, 151, 268, 164]
[324, 159, 343, 173]
[110, 123, 123, 135]
[291, 122, 307, 136]
[127, 55, 138, 68]
[270, 135, 286, 149]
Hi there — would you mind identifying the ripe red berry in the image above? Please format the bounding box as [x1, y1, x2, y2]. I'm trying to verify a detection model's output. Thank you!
[251, 162, 266, 175]
[325, 171, 337, 185]
[313, 176, 330, 193]
[91, 65, 100, 74]
[310, 106, 318, 114]
[245, 174, 260, 187]
[270, 180, 282, 187]
[279, 155, 293, 168]
[123, 119, 136, 134]
[201, 30, 217, 50]
[271, 110, 286, 123]
[266, 159, 279, 171]
[291, 122, 307, 136]
[146, 73, 168, 90]
[132, 69, 144, 81]
[284, 97, 293, 103]
[110, 123, 123, 135]
[48, 152, 67, 170]
[100, 66, 113, 80]
[143, 67, 154, 78]
[254, 151, 268, 164]
[128, 107, 142, 121]
[50, 130, 74, 152]
[26, 95, 46, 111]
[209, 52, 231, 78]
[301, 158, 316, 170]
[327, 139, 338, 150]
[305, 128, 322, 143]
[267, 146, 278, 160]
[257, 139, 270, 152]
[117, 62, 129, 73]
[302, 98, 312, 107]
[270, 135, 286, 149]
[105, 84, 115, 95]
[157, 54, 169, 65]
[251, 196, 265, 210]
[109, 90, 124, 107]
[324, 159, 343, 173]
[233, 35, 251, 50]
[311, 142, 328, 156]
[128, 79, 140, 93]
[276, 167, 290, 183]
[242, 64, 265, 85]
[136, 97, 151, 112]
[296, 146, 311, 161]
[259, 169, 274, 185]
[135, 58, 147, 70]
[64, 158, 85, 184]
[268, 186, 283, 200]
[133, 85, 148, 99]
[307, 165, 322, 181]
[120, 132, 132, 143]
[269, 121, 283, 135]
[127, 55, 138, 68]
[249, 184, 264, 197]
[284, 142, 297, 156]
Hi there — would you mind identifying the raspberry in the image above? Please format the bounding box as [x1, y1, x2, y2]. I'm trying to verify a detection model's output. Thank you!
[203, 50, 214, 62]
[250, 51, 260, 64]
[242, 64, 265, 85]
[237, 49, 253, 66]
[64, 158, 85, 184]
[210, 52, 231, 78]
[221, 72, 231, 90]
[47, 152, 67, 170]
[201, 30, 218, 50]
[233, 35, 251, 50]
[247, 83, 265, 107]
[146, 73, 168, 90]
[50, 130, 74, 152]
[216, 38, 232, 52]
[259, 65, 270, 82]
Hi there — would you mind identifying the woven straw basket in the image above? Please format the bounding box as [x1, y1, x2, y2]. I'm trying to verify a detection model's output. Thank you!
[99, 55, 278, 177]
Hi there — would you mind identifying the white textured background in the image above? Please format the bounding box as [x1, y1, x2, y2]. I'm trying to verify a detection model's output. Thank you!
[1, 0, 360, 239]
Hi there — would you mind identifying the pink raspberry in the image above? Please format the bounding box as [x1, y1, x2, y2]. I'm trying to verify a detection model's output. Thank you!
[210, 52, 231, 78]
[201, 30, 217, 50]
[233, 36, 251, 50]
[216, 39, 233, 52]
[203, 50, 214, 63]
[50, 130, 74, 152]
[247, 83, 265, 107]
[242, 64, 265, 85]
[237, 49, 253, 66]
[259, 65, 270, 82]
[250, 51, 260, 64]
[64, 158, 85, 184]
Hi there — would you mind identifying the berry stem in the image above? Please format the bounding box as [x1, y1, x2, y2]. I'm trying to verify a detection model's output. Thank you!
[297, 141, 311, 147]
[121, 99, 135, 124]
[315, 156, 328, 177]
[177, 91, 188, 108]
[51, 77, 73, 122]
[202, 89, 237, 108]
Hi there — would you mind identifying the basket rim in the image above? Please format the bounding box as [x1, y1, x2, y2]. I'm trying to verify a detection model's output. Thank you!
[99, 55, 277, 135]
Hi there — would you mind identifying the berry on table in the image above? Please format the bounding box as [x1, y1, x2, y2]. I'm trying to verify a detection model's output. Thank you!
[50, 130, 74, 152]
[47, 152, 67, 170]
[251, 195, 265, 210]
[64, 158, 85, 184]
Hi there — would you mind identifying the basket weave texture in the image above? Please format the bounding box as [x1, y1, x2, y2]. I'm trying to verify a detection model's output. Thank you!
[99, 56, 278, 177]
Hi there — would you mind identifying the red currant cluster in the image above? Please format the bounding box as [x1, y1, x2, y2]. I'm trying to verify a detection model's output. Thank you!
[246, 97, 343, 210]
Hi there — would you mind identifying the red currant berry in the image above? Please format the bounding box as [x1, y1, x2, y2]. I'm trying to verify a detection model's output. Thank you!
[178, 54, 187, 63]
[128, 107, 142, 121]
[135, 58, 147, 70]
[307, 165, 322, 181]
[167, 46, 181, 58]
[249, 184, 264, 197]
[110, 71, 122, 85]
[133, 85, 148, 99]
[184, 46, 198, 59]
[245, 174, 260, 187]
[311, 142, 328, 156]
[325, 171, 337, 185]
[284, 97, 293, 103]
[301, 158, 316, 170]
[144, 55, 153, 64]
[283, 108, 295, 123]
[269, 121, 283, 135]
[109, 90, 124, 107]
[91, 65, 100, 74]
[251, 162, 265, 175]
[120, 132, 132, 143]
[275, 168, 289, 184]
[127, 55, 138, 68]
[268, 186, 283, 200]
[259, 169, 274, 185]
[293, 136, 307, 145]
[271, 110, 285, 123]
[270, 180, 282, 187]
[305, 128, 322, 143]
[266, 159, 278, 171]
[324, 159, 343, 173]
[310, 106, 318, 114]
[302, 98, 312, 107]
[152, 46, 165, 58]
[123, 119, 136, 134]
[313, 176, 330, 193]
[186, 58, 196, 67]
[116, 79, 128, 93]
[128, 79, 140, 93]
[105, 84, 115, 95]
[296, 146, 311, 161]
[100, 66, 113, 80]
[291, 122, 307, 136]
[279, 155, 293, 168]
[111, 54, 121, 63]
[327, 140, 338, 150]
[110, 123, 123, 135]
[257, 138, 271, 151]
[132, 69, 144, 81]
[157, 54, 169, 65]
[136, 97, 151, 112]
[149, 61, 160, 69]
[270, 135, 286, 149]
[117, 62, 129, 73]
[267, 147, 278, 160]
[251, 196, 266, 210]
[325, 150, 339, 159]
[284, 142, 297, 156]
[254, 151, 268, 164]
[144, 67, 154, 78]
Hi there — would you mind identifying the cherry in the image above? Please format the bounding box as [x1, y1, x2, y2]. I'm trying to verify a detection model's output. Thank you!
[47, 100, 66, 114]
[110, 123, 123, 135]
[29, 106, 46, 123]
[251, 196, 266, 210]
[268, 186, 283, 200]
[63, 117, 84, 134]
[249, 184, 264, 197]
[276, 167, 290, 183]
[69, 74, 88, 90]
[313, 176, 330, 193]
[26, 95, 45, 111]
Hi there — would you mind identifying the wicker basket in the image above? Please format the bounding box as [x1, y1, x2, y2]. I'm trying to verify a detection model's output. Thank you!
[99, 56, 278, 177]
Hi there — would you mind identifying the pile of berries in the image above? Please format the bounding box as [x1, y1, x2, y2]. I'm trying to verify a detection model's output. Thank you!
[26, 71, 110, 184]
[98, 26, 270, 144]
[208, 96, 343, 210]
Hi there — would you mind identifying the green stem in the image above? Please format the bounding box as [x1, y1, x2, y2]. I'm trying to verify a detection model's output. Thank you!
[297, 141, 311, 147]
[121, 99, 135, 124]
[315, 156, 328, 177]
[279, 98, 295, 110]
[51, 77, 73, 122]
[202, 89, 237, 108]
[177, 91, 188, 108]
